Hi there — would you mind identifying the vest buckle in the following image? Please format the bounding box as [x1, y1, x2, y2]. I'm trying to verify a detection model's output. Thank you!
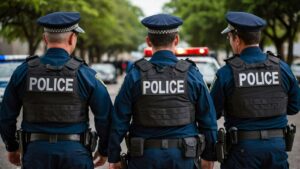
[49, 135, 58, 143]
[161, 139, 168, 149]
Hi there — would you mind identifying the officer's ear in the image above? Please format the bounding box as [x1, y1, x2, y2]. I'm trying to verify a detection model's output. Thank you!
[146, 36, 153, 47]
[43, 33, 48, 45]
[68, 32, 76, 46]
[174, 34, 179, 46]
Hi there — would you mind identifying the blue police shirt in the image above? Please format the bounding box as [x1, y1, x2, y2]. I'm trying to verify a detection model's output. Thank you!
[108, 50, 217, 162]
[210, 47, 300, 130]
[0, 48, 113, 156]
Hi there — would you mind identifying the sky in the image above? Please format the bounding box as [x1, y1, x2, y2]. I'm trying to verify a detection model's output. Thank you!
[129, 0, 171, 17]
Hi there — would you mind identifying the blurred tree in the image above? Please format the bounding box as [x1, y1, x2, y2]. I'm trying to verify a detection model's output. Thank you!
[227, 0, 300, 63]
[164, 0, 228, 51]
[0, 0, 95, 55]
[0, 0, 144, 61]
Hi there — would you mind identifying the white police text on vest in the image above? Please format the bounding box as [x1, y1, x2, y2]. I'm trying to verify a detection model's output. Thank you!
[143, 80, 185, 95]
[28, 77, 74, 92]
[238, 71, 280, 87]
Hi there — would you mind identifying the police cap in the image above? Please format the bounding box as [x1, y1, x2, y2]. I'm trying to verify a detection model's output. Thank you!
[221, 11, 266, 34]
[141, 14, 183, 34]
[37, 12, 85, 33]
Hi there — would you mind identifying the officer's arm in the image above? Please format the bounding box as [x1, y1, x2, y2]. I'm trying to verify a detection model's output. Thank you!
[108, 73, 135, 163]
[78, 67, 113, 157]
[189, 69, 218, 161]
[90, 79, 113, 156]
[210, 73, 225, 119]
[0, 69, 24, 152]
[280, 62, 300, 115]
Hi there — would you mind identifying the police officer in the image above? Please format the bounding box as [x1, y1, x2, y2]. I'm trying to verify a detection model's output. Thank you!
[210, 11, 300, 169]
[0, 12, 113, 169]
[108, 14, 217, 169]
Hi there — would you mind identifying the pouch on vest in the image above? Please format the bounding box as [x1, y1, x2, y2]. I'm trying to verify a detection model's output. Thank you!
[129, 137, 144, 157]
[182, 137, 197, 158]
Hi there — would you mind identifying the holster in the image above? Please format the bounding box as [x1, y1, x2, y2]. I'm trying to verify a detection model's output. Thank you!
[16, 130, 29, 157]
[82, 129, 98, 153]
[285, 124, 296, 151]
[120, 153, 129, 169]
[216, 128, 226, 163]
[129, 137, 144, 157]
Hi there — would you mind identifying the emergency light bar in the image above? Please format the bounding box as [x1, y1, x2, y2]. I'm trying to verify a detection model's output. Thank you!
[144, 47, 209, 57]
[0, 55, 27, 61]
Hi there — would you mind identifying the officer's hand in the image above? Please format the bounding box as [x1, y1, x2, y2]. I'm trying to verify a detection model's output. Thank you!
[201, 159, 214, 169]
[93, 151, 107, 167]
[8, 151, 21, 166]
[109, 162, 122, 169]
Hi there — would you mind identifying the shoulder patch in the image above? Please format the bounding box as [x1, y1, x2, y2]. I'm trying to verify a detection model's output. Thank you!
[95, 73, 106, 88]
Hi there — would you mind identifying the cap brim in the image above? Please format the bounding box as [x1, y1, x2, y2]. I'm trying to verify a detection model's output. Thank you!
[221, 24, 235, 34]
[74, 26, 85, 33]
[221, 27, 231, 34]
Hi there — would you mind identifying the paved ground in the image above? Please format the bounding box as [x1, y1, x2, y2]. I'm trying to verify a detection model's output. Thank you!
[0, 75, 299, 169]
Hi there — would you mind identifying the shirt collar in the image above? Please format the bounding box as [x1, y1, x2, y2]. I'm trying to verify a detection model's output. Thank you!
[239, 46, 266, 63]
[44, 48, 70, 59]
[150, 50, 178, 64]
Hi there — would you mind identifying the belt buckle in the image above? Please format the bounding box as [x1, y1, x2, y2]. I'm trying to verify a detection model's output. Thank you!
[161, 139, 168, 149]
[49, 135, 58, 143]
[260, 130, 269, 139]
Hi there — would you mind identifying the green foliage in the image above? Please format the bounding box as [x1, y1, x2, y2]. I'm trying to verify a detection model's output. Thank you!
[0, 0, 144, 56]
[164, 0, 228, 49]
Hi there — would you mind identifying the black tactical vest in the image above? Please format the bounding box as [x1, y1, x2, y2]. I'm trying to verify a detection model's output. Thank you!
[226, 55, 287, 118]
[133, 59, 195, 127]
[22, 56, 88, 123]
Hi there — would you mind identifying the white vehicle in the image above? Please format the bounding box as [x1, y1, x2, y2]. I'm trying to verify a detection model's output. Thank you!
[0, 55, 27, 105]
[291, 59, 300, 82]
[144, 47, 220, 87]
[91, 63, 117, 84]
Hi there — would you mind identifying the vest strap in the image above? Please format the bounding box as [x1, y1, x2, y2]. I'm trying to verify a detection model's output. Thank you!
[135, 59, 153, 72]
[175, 60, 191, 72]
[27, 56, 40, 67]
[65, 58, 82, 70]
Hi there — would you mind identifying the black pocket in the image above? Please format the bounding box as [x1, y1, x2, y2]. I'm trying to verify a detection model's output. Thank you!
[182, 137, 197, 158]
[129, 137, 144, 157]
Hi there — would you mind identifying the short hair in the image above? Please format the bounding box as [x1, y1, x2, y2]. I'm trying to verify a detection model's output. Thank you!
[44, 32, 72, 43]
[148, 32, 177, 47]
[231, 30, 261, 45]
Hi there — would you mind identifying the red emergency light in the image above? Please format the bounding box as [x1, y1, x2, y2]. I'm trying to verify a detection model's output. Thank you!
[144, 47, 209, 57]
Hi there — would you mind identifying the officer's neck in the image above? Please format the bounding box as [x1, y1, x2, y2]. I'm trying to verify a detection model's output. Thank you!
[152, 46, 176, 54]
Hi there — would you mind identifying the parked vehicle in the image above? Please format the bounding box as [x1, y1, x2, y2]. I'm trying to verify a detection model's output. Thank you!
[91, 63, 117, 84]
[291, 59, 300, 82]
[0, 55, 27, 106]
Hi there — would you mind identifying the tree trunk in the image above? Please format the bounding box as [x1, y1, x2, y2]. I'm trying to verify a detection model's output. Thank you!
[274, 41, 284, 60]
[287, 36, 294, 65]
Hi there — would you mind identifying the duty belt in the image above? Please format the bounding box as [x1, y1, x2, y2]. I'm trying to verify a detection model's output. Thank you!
[238, 129, 284, 140]
[144, 138, 183, 149]
[30, 133, 81, 143]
